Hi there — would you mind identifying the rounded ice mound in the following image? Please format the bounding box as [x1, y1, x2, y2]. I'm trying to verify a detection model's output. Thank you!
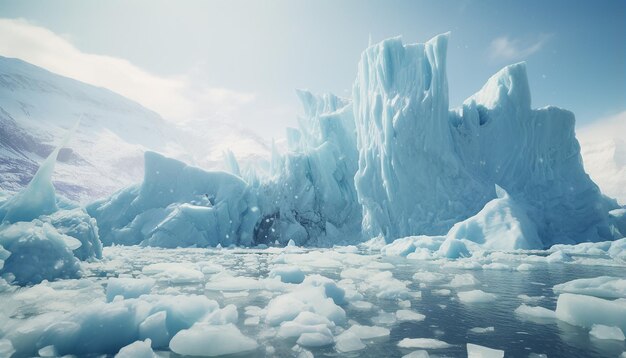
[169, 323, 258, 356]
[269, 265, 305, 284]
[0, 220, 81, 285]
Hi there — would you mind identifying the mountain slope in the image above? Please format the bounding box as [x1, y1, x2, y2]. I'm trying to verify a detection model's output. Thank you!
[0, 56, 269, 202]
[577, 111, 626, 205]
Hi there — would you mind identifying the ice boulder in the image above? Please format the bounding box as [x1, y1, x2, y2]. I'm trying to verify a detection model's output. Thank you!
[553, 276, 626, 299]
[446, 185, 543, 250]
[0, 221, 81, 285]
[115, 339, 156, 358]
[467, 343, 504, 358]
[169, 323, 258, 356]
[555, 293, 626, 332]
[0, 121, 102, 285]
[87, 151, 260, 247]
[41, 208, 102, 260]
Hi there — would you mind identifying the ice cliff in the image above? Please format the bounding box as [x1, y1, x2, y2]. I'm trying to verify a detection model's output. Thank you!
[354, 33, 621, 246]
[90, 90, 362, 247]
[34, 32, 626, 255]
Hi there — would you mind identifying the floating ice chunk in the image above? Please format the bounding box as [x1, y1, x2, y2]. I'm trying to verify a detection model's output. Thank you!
[467, 343, 504, 358]
[446, 186, 542, 251]
[169, 323, 258, 356]
[296, 332, 334, 347]
[432, 289, 452, 296]
[42, 208, 102, 261]
[402, 350, 430, 358]
[202, 304, 238, 325]
[450, 273, 480, 288]
[142, 263, 204, 284]
[371, 311, 398, 326]
[469, 326, 495, 334]
[38, 345, 57, 357]
[517, 263, 535, 271]
[482, 263, 512, 271]
[0, 339, 14, 358]
[458, 290, 497, 303]
[546, 250, 572, 263]
[0, 221, 81, 285]
[278, 322, 332, 339]
[397, 338, 452, 349]
[555, 293, 626, 332]
[138, 311, 169, 348]
[589, 324, 625, 341]
[106, 277, 155, 302]
[265, 286, 346, 326]
[396, 310, 426, 322]
[346, 324, 390, 339]
[437, 238, 470, 258]
[553, 276, 626, 299]
[269, 265, 305, 284]
[514, 304, 556, 320]
[335, 331, 366, 352]
[302, 274, 346, 305]
[115, 339, 156, 358]
[350, 300, 374, 311]
[412, 271, 446, 284]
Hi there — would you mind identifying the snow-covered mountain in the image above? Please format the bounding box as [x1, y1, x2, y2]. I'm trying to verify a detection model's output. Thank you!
[0, 56, 270, 202]
[577, 112, 626, 205]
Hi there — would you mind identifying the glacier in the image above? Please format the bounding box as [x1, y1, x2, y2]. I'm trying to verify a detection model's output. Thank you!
[87, 32, 624, 252]
[354, 33, 621, 246]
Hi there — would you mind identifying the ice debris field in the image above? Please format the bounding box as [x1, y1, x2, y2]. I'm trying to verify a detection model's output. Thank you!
[0, 33, 625, 357]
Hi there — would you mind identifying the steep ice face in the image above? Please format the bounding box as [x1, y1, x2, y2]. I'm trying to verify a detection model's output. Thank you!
[451, 63, 616, 246]
[253, 90, 361, 246]
[353, 33, 619, 246]
[88, 151, 260, 247]
[353, 33, 491, 241]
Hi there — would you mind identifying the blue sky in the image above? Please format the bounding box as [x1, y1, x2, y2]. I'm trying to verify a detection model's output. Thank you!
[0, 0, 624, 138]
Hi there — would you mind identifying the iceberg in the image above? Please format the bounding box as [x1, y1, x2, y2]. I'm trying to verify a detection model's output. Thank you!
[352, 33, 622, 247]
[353, 33, 491, 241]
[87, 151, 260, 247]
[0, 122, 102, 285]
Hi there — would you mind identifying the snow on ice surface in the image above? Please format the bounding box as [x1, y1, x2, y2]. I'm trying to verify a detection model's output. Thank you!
[555, 293, 626, 332]
[553, 276, 626, 299]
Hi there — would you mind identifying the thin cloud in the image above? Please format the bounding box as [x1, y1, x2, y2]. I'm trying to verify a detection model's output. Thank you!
[488, 34, 553, 62]
[0, 18, 255, 122]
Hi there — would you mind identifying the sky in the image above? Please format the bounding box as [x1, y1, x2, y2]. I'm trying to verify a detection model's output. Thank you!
[0, 0, 624, 139]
